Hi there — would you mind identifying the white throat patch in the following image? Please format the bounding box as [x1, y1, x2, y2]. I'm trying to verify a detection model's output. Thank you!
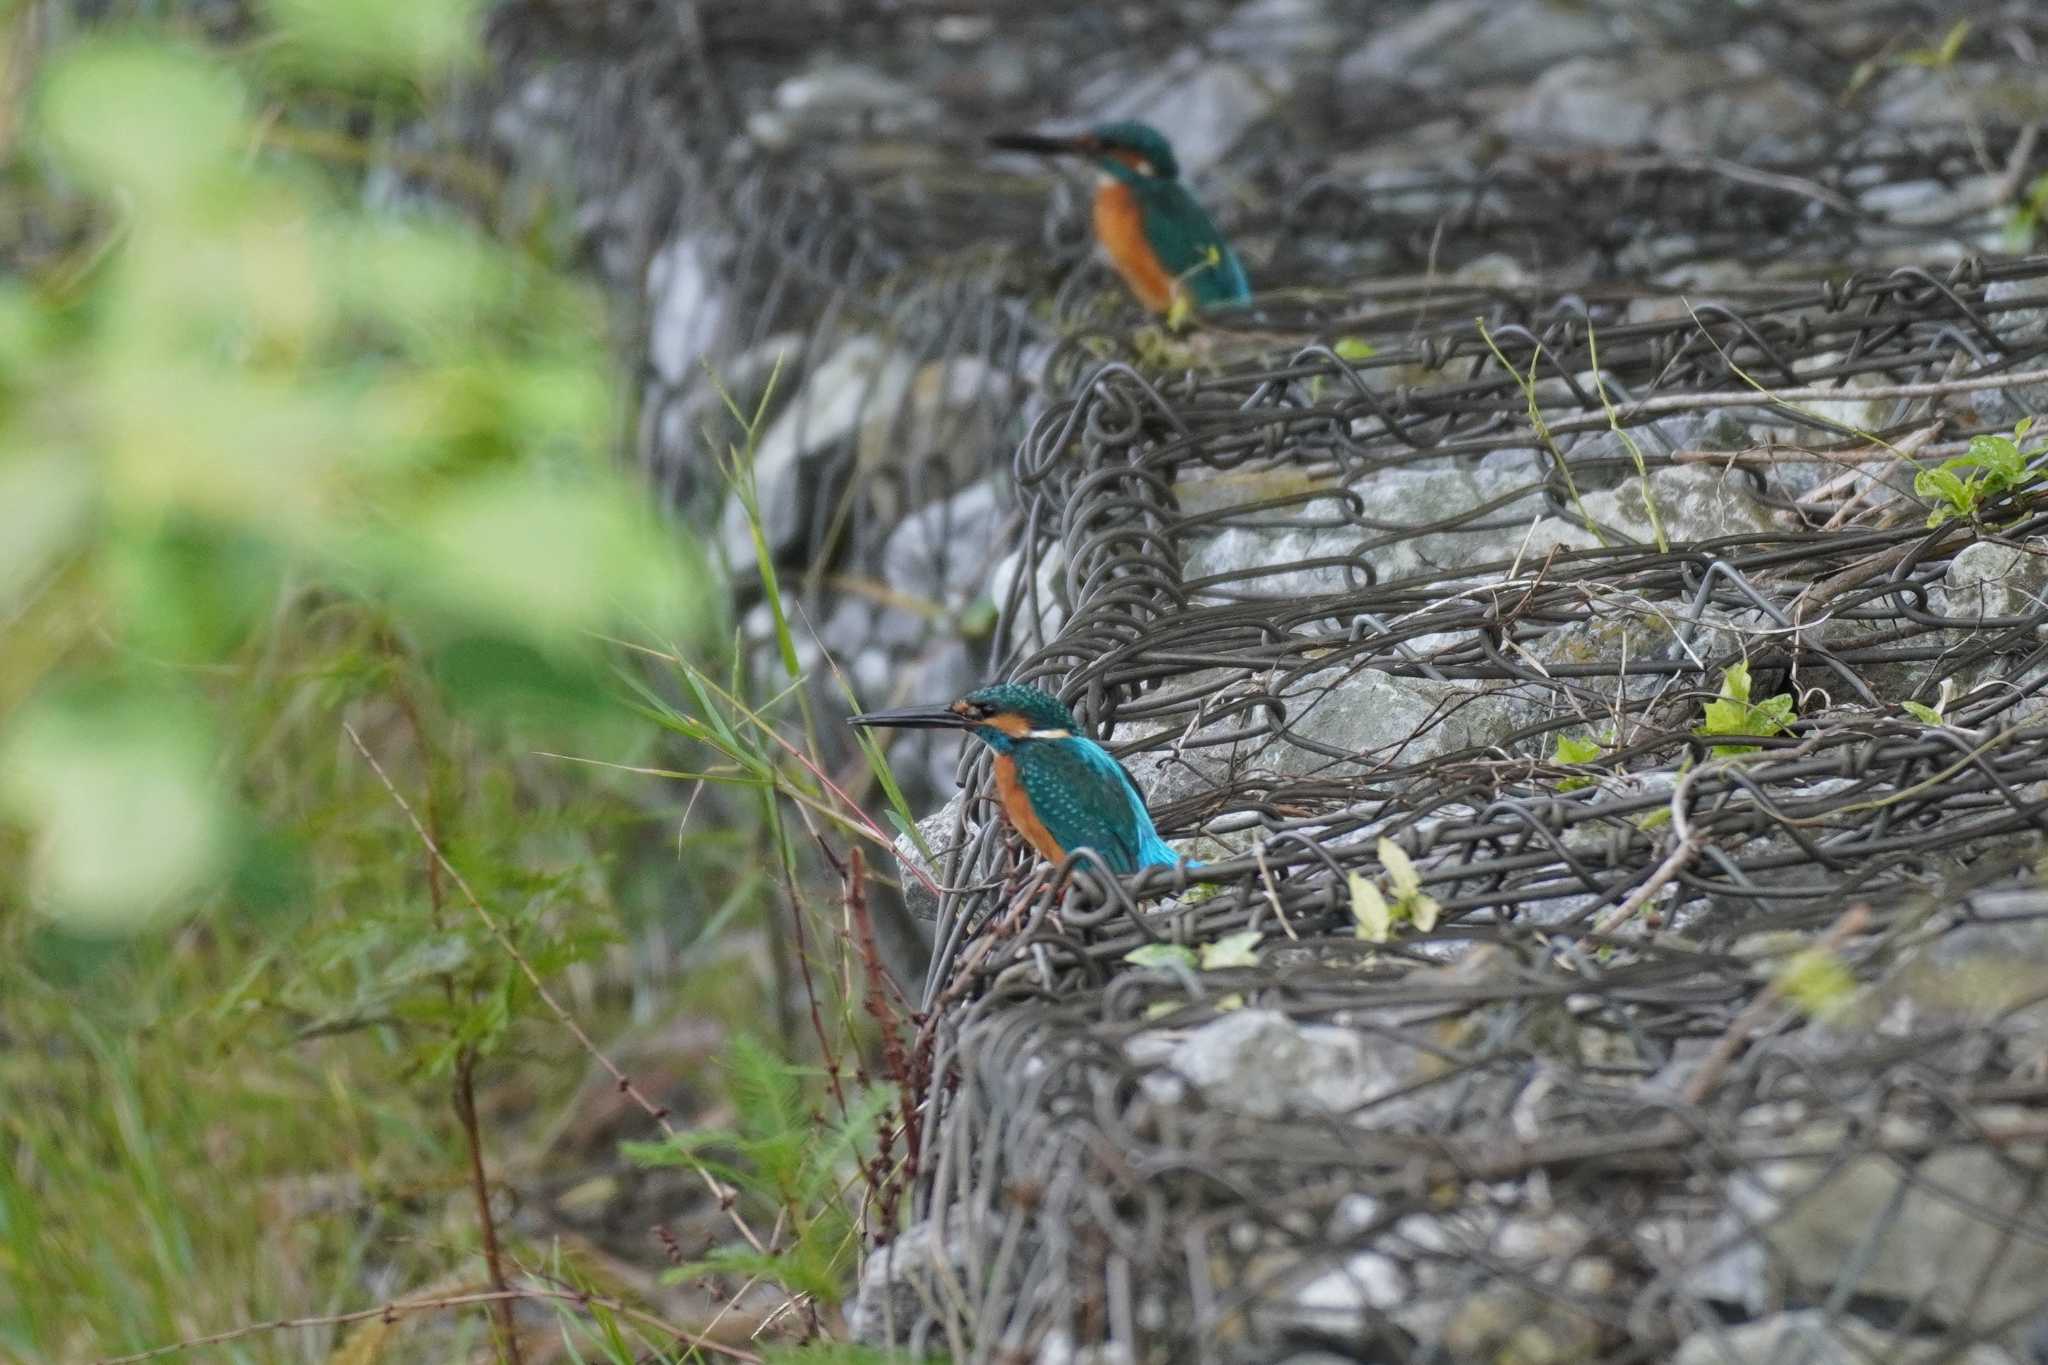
[1025, 728, 1074, 740]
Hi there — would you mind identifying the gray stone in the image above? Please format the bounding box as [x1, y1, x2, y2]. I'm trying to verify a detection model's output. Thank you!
[1866, 62, 2048, 132]
[1731, 1120, 2048, 1331]
[748, 63, 940, 150]
[719, 340, 1012, 571]
[883, 481, 1006, 611]
[1565, 412, 1755, 490]
[1674, 1310, 2022, 1365]
[1936, 539, 2048, 623]
[1268, 667, 1531, 774]
[989, 540, 1069, 654]
[1522, 462, 1794, 552]
[890, 794, 973, 924]
[1878, 914, 2048, 1061]
[1496, 50, 1826, 156]
[645, 233, 727, 386]
[1269, 1249, 1408, 1339]
[847, 1213, 966, 1346]
[1341, 0, 1616, 89]
[1179, 460, 1551, 597]
[1134, 1008, 1408, 1120]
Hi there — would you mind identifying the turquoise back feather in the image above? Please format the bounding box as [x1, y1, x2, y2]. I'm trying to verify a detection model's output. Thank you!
[1100, 161, 1250, 309]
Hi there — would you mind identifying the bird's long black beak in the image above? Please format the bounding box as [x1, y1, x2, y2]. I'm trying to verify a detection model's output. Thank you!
[988, 131, 1096, 158]
[846, 704, 969, 732]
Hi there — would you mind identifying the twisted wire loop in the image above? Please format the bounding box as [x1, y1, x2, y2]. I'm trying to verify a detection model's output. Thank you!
[902, 250, 2048, 1360]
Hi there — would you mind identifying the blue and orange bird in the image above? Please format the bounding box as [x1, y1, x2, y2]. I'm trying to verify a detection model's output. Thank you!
[989, 120, 1250, 317]
[848, 683, 1197, 876]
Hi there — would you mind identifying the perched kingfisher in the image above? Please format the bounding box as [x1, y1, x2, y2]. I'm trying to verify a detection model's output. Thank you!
[989, 121, 1251, 317]
[848, 682, 1197, 876]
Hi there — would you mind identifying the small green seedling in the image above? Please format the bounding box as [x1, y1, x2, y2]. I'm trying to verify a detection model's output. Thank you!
[2006, 173, 2048, 252]
[1777, 946, 1857, 1021]
[1552, 731, 1610, 792]
[1846, 18, 1972, 97]
[1698, 660, 1795, 757]
[1902, 679, 1956, 727]
[1915, 418, 2041, 527]
[1128, 931, 1262, 1016]
[1348, 838, 1441, 942]
[1124, 929, 1263, 973]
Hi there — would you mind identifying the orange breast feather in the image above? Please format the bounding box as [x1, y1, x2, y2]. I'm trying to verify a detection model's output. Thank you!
[1093, 180, 1176, 313]
[993, 752, 1066, 863]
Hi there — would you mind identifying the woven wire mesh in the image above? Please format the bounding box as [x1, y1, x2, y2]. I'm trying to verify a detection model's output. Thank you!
[474, 2, 2048, 1358]
[887, 246, 2048, 1359]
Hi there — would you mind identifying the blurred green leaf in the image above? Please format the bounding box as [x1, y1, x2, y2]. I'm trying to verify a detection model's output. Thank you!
[0, 453, 93, 606]
[38, 41, 243, 205]
[0, 687, 231, 933]
[1778, 946, 1857, 1019]
[1125, 942, 1198, 970]
[1198, 930, 1261, 970]
[260, 0, 483, 84]
[1349, 871, 1390, 943]
[410, 476, 691, 642]
[104, 522, 280, 661]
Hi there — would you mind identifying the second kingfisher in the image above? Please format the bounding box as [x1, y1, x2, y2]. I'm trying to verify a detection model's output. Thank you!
[849, 682, 1197, 877]
[990, 120, 1250, 318]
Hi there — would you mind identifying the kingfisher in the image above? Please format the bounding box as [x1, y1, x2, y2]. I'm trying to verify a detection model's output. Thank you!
[989, 120, 1251, 318]
[848, 682, 1197, 876]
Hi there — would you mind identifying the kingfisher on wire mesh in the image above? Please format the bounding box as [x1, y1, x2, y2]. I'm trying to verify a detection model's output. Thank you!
[989, 121, 1250, 319]
[848, 683, 1199, 876]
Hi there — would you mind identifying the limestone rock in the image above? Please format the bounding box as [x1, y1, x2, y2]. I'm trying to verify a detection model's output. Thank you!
[1341, 0, 1617, 90]
[890, 794, 973, 924]
[1674, 1310, 2023, 1365]
[1131, 1008, 1410, 1120]
[848, 1213, 967, 1346]
[1937, 539, 2048, 624]
[1731, 1120, 2048, 1330]
[1496, 50, 1826, 156]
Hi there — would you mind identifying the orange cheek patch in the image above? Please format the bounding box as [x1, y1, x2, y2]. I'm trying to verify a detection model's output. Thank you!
[984, 712, 1032, 739]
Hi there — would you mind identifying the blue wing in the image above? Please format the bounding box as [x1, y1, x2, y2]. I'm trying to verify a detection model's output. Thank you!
[1018, 738, 1191, 874]
[1135, 180, 1251, 309]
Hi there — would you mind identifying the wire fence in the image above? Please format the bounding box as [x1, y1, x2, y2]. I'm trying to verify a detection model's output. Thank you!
[476, 1, 2048, 1358]
[889, 248, 2048, 1364]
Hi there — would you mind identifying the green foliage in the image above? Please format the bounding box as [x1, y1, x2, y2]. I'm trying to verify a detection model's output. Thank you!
[5, 11, 705, 938]
[1846, 18, 1972, 96]
[1125, 929, 1262, 974]
[627, 1037, 893, 1308]
[2006, 174, 2048, 252]
[1697, 661, 1796, 757]
[1552, 731, 1608, 792]
[1348, 838, 1441, 942]
[1777, 946, 1858, 1020]
[0, 4, 775, 1362]
[1902, 700, 1945, 725]
[761, 1346, 945, 1365]
[1126, 942, 1198, 970]
[1914, 419, 2042, 527]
